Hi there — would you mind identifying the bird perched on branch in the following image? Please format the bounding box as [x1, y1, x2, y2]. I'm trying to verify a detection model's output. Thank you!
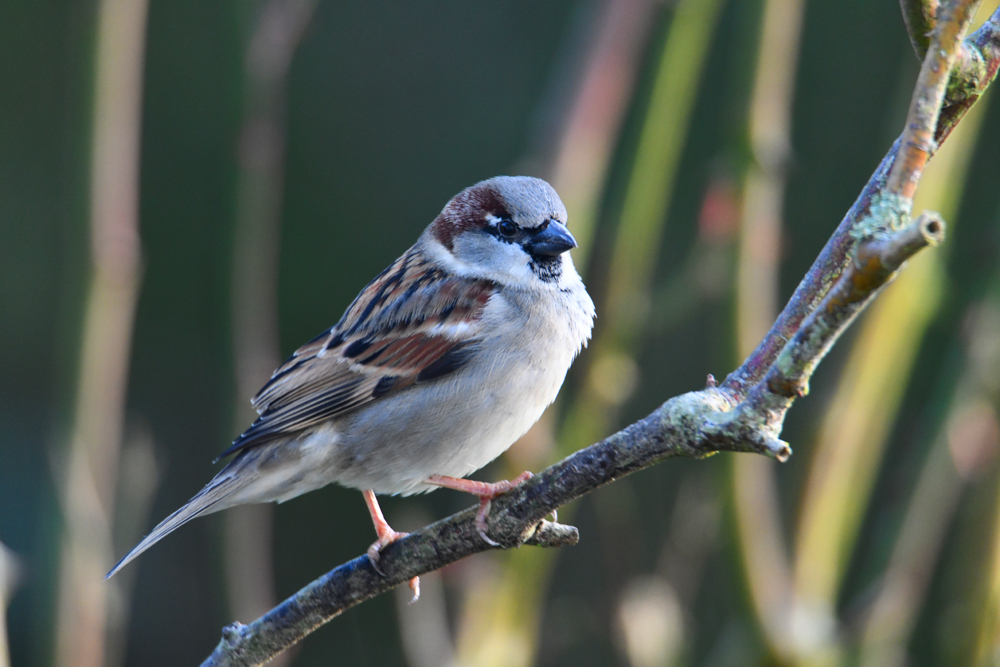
[107, 176, 595, 598]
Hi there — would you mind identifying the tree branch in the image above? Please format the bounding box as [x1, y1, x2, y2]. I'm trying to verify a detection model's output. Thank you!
[888, 0, 982, 200]
[721, 3, 999, 397]
[201, 4, 1000, 665]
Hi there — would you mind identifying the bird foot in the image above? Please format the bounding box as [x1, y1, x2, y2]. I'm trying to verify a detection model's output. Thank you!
[363, 489, 420, 600]
[365, 530, 420, 601]
[428, 471, 534, 546]
[366, 528, 408, 574]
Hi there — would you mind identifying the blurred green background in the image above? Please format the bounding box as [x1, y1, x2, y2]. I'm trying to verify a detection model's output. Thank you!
[3, 1, 1000, 666]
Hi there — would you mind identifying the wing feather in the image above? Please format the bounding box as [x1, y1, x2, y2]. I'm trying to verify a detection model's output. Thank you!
[223, 248, 496, 457]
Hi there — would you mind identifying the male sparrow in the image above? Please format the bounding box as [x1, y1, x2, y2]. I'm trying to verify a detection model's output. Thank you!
[107, 176, 595, 597]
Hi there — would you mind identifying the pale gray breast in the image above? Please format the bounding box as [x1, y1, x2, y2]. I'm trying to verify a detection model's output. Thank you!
[333, 281, 593, 495]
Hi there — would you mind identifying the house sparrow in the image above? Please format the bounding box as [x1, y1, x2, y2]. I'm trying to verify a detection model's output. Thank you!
[106, 176, 595, 598]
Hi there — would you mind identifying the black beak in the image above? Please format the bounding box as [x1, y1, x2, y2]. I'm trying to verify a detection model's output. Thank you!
[524, 220, 577, 257]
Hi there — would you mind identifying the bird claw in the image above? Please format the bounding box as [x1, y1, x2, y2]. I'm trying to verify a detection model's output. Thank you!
[426, 470, 535, 547]
[476, 499, 501, 547]
[366, 529, 408, 576]
[408, 576, 420, 603]
[475, 471, 534, 546]
[367, 530, 421, 601]
[361, 490, 420, 600]
[366, 547, 387, 576]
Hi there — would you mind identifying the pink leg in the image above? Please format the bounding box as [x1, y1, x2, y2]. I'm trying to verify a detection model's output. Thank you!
[363, 490, 419, 600]
[427, 471, 534, 546]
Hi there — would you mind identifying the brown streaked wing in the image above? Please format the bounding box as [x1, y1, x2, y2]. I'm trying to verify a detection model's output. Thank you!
[220, 248, 496, 457]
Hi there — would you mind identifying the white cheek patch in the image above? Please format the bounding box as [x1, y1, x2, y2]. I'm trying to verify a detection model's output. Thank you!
[420, 234, 475, 276]
[425, 225, 550, 289]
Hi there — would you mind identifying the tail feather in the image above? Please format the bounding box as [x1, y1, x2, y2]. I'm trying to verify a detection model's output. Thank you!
[106, 472, 245, 579]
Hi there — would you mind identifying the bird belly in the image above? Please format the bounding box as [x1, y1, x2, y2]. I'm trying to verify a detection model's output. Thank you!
[330, 285, 593, 496]
[333, 342, 572, 496]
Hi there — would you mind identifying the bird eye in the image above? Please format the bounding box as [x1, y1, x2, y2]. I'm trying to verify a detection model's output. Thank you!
[497, 220, 518, 238]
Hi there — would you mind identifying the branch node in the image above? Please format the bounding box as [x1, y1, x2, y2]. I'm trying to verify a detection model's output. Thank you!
[916, 210, 946, 245]
[221, 622, 251, 647]
[767, 374, 809, 398]
[904, 134, 938, 156]
[948, 41, 988, 101]
[859, 210, 947, 274]
[705, 373, 717, 388]
[523, 520, 580, 548]
[766, 438, 793, 463]
[697, 398, 792, 462]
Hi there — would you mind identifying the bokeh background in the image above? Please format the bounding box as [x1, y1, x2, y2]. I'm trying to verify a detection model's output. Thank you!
[3, 0, 1000, 665]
